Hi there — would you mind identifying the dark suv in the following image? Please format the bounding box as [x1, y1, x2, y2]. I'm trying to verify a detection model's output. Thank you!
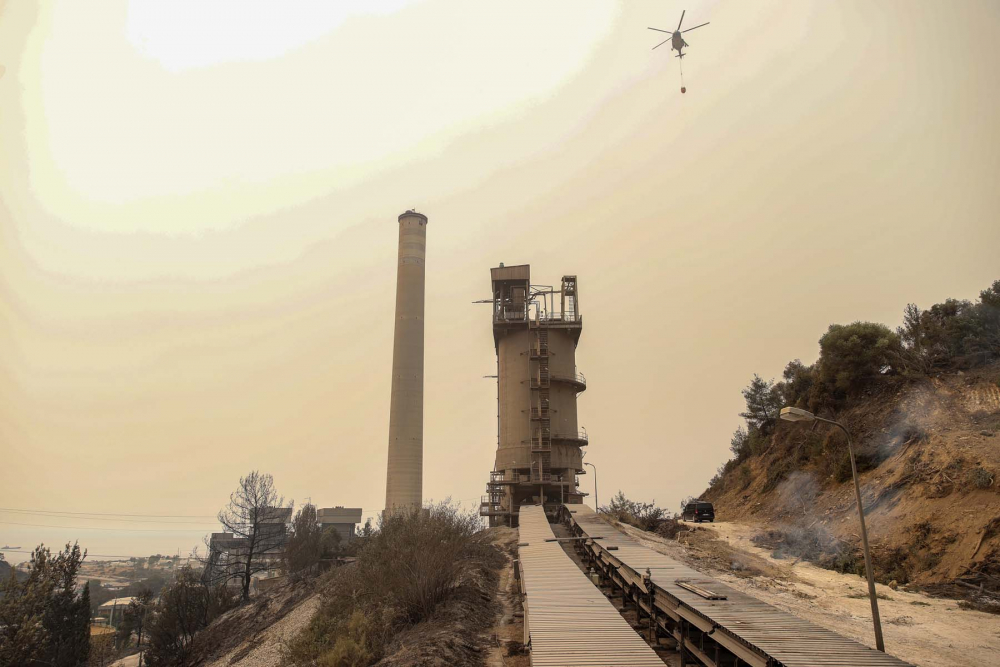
[681, 501, 715, 523]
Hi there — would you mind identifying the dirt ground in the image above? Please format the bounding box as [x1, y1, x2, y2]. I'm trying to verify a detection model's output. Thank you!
[203, 594, 321, 667]
[705, 367, 1000, 589]
[179, 578, 317, 667]
[485, 529, 529, 667]
[614, 518, 1000, 667]
[377, 527, 516, 667]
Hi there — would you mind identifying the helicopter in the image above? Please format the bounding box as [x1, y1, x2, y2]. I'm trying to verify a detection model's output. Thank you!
[648, 10, 709, 59]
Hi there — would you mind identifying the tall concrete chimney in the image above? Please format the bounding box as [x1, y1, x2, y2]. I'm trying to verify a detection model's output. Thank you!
[384, 210, 428, 512]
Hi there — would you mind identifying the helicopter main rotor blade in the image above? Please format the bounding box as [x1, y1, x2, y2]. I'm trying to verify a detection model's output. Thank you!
[648, 27, 672, 34]
[651, 37, 671, 50]
[682, 22, 710, 33]
[677, 10, 686, 31]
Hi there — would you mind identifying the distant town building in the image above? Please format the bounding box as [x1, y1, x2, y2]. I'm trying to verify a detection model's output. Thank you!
[96, 597, 137, 628]
[205, 506, 293, 587]
[205, 504, 360, 592]
[317, 507, 363, 542]
[259, 506, 293, 555]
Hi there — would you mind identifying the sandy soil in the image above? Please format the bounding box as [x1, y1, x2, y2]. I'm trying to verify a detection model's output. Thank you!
[705, 368, 1000, 588]
[204, 594, 320, 667]
[615, 519, 1000, 667]
[109, 654, 141, 667]
[486, 542, 529, 667]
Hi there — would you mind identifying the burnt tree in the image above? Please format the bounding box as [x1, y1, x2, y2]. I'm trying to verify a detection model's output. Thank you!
[206, 471, 289, 602]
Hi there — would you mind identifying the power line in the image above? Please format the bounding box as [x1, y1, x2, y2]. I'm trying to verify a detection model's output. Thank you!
[0, 509, 217, 525]
[0, 521, 213, 533]
[0, 506, 217, 519]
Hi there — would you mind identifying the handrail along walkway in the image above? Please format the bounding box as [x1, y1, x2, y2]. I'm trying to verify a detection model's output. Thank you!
[562, 503, 915, 667]
[517, 505, 664, 666]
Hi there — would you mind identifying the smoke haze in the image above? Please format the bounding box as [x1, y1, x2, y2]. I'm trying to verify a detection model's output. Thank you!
[1, 0, 998, 561]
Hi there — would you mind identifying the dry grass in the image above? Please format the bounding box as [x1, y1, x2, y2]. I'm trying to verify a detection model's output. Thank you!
[958, 595, 1000, 615]
[281, 503, 506, 667]
[969, 466, 995, 489]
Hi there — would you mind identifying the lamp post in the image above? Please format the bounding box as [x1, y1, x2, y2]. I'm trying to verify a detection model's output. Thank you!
[584, 462, 598, 512]
[779, 407, 885, 652]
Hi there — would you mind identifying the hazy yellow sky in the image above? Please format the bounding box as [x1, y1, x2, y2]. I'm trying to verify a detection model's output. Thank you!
[2, 1, 998, 562]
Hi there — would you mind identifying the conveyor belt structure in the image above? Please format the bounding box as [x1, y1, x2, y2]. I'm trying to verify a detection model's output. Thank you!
[559, 503, 916, 667]
[518, 504, 665, 666]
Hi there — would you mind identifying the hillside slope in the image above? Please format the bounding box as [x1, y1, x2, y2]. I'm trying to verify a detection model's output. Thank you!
[175, 527, 518, 667]
[703, 363, 1000, 589]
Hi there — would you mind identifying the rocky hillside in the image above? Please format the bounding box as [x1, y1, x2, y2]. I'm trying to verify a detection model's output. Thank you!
[699, 279, 1000, 594]
[703, 363, 1000, 590]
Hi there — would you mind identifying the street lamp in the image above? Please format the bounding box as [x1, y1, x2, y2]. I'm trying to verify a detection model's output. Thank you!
[584, 462, 598, 512]
[779, 407, 885, 652]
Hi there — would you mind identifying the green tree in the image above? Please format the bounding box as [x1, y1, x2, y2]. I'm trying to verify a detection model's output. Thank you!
[87, 579, 115, 613]
[896, 281, 1000, 373]
[979, 279, 1000, 355]
[75, 583, 91, 664]
[729, 425, 750, 460]
[320, 526, 344, 558]
[40, 542, 89, 667]
[813, 322, 903, 403]
[0, 559, 47, 665]
[144, 567, 234, 666]
[0, 552, 14, 583]
[116, 588, 153, 661]
[284, 504, 323, 579]
[0, 542, 90, 667]
[739, 374, 782, 434]
[777, 359, 815, 408]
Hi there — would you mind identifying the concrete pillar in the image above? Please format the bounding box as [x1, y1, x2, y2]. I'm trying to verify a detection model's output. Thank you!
[384, 210, 428, 512]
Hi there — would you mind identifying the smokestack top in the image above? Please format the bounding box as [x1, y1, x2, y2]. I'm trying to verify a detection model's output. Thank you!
[398, 210, 428, 224]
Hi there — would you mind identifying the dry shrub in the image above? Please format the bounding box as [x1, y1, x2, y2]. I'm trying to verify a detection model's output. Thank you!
[751, 525, 853, 568]
[762, 457, 793, 492]
[737, 465, 753, 490]
[654, 518, 691, 540]
[958, 595, 1000, 615]
[356, 503, 498, 622]
[282, 502, 503, 666]
[830, 449, 883, 484]
[969, 466, 995, 489]
[602, 491, 666, 531]
[315, 611, 372, 667]
[869, 545, 913, 585]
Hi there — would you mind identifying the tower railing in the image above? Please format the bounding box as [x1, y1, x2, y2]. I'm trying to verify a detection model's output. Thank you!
[479, 496, 508, 516]
[551, 430, 588, 444]
[550, 369, 586, 389]
[530, 311, 582, 324]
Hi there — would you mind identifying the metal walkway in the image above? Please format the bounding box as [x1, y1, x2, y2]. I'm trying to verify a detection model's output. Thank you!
[563, 504, 915, 667]
[518, 505, 665, 666]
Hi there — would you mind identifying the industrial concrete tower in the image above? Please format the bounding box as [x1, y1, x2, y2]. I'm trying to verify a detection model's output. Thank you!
[481, 265, 587, 527]
[384, 210, 428, 512]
